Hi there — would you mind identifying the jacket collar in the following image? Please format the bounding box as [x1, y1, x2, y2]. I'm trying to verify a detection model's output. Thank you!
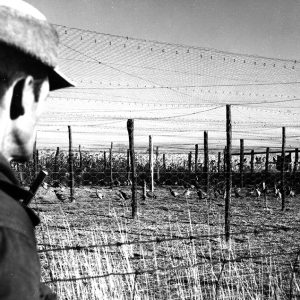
[0, 153, 32, 201]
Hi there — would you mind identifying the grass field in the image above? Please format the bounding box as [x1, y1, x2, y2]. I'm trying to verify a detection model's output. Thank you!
[34, 185, 300, 299]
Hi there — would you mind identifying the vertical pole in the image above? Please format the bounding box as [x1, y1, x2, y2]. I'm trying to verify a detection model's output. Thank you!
[33, 137, 37, 178]
[149, 135, 154, 192]
[142, 180, 147, 201]
[225, 105, 232, 242]
[188, 152, 192, 174]
[218, 152, 221, 173]
[54, 147, 59, 184]
[204, 131, 209, 192]
[223, 147, 227, 173]
[79, 145, 82, 170]
[250, 150, 255, 174]
[281, 127, 286, 211]
[68, 125, 74, 202]
[195, 144, 199, 174]
[156, 146, 160, 182]
[240, 139, 244, 188]
[103, 151, 107, 171]
[265, 147, 269, 179]
[163, 153, 166, 170]
[110, 142, 113, 188]
[36, 150, 39, 173]
[127, 149, 130, 182]
[127, 119, 137, 218]
[294, 148, 298, 173]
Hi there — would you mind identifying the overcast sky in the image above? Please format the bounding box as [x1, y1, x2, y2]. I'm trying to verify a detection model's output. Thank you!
[27, 0, 300, 60]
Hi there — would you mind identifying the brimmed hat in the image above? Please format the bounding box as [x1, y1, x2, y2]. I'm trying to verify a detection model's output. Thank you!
[0, 0, 74, 90]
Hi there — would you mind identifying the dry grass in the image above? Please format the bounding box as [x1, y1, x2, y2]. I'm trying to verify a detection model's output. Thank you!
[34, 186, 300, 299]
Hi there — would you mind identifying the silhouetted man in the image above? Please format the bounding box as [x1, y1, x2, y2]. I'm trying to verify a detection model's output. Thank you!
[0, 1, 73, 299]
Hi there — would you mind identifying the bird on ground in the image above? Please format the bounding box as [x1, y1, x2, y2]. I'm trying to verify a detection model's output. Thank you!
[41, 182, 48, 190]
[197, 189, 207, 200]
[288, 186, 295, 197]
[234, 187, 241, 198]
[255, 188, 261, 198]
[261, 181, 267, 193]
[119, 190, 131, 200]
[54, 190, 67, 202]
[95, 189, 104, 200]
[146, 191, 157, 199]
[169, 187, 179, 198]
[182, 188, 191, 198]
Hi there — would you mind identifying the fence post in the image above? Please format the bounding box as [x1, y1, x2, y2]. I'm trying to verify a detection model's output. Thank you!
[127, 149, 130, 182]
[294, 148, 298, 173]
[240, 139, 244, 188]
[79, 145, 82, 170]
[218, 152, 221, 173]
[156, 146, 160, 182]
[68, 125, 74, 202]
[281, 127, 286, 211]
[149, 135, 154, 192]
[223, 146, 227, 173]
[188, 151, 192, 174]
[250, 150, 255, 175]
[110, 142, 113, 188]
[195, 144, 199, 174]
[163, 153, 166, 170]
[204, 131, 209, 192]
[54, 147, 59, 184]
[265, 147, 269, 175]
[225, 105, 232, 242]
[127, 119, 137, 219]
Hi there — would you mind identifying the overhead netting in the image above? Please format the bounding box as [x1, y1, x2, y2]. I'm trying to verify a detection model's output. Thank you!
[39, 24, 300, 152]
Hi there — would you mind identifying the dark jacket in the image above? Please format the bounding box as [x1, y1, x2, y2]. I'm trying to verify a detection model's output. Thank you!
[0, 154, 56, 300]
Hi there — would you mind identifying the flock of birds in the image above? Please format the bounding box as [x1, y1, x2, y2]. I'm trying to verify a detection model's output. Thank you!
[48, 179, 296, 204]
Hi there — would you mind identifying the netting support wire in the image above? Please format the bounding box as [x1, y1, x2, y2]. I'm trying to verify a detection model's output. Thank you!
[225, 104, 232, 242]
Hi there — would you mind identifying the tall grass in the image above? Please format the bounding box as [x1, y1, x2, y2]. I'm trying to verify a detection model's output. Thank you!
[36, 202, 299, 300]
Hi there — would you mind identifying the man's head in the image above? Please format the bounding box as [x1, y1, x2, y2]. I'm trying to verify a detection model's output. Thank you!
[0, 0, 73, 162]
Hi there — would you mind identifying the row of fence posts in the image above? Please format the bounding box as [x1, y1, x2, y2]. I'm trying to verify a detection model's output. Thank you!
[31, 105, 294, 241]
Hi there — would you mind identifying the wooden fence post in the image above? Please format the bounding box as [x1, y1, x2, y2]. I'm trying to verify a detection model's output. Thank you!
[240, 139, 244, 188]
[265, 147, 269, 180]
[127, 119, 137, 219]
[294, 148, 298, 173]
[188, 151, 192, 174]
[250, 150, 255, 174]
[68, 125, 74, 202]
[195, 144, 199, 174]
[103, 151, 107, 171]
[110, 142, 113, 188]
[225, 105, 232, 242]
[79, 145, 82, 169]
[149, 135, 154, 192]
[163, 153, 166, 170]
[54, 147, 59, 184]
[281, 127, 286, 211]
[127, 149, 130, 182]
[223, 146, 227, 174]
[156, 146, 160, 182]
[218, 152, 221, 173]
[204, 131, 209, 192]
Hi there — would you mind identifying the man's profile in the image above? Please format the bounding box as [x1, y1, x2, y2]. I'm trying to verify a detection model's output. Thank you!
[0, 0, 73, 299]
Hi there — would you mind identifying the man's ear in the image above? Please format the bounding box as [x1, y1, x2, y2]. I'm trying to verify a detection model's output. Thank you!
[10, 76, 34, 120]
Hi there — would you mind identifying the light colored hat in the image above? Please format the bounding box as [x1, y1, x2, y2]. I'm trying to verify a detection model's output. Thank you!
[0, 0, 74, 90]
